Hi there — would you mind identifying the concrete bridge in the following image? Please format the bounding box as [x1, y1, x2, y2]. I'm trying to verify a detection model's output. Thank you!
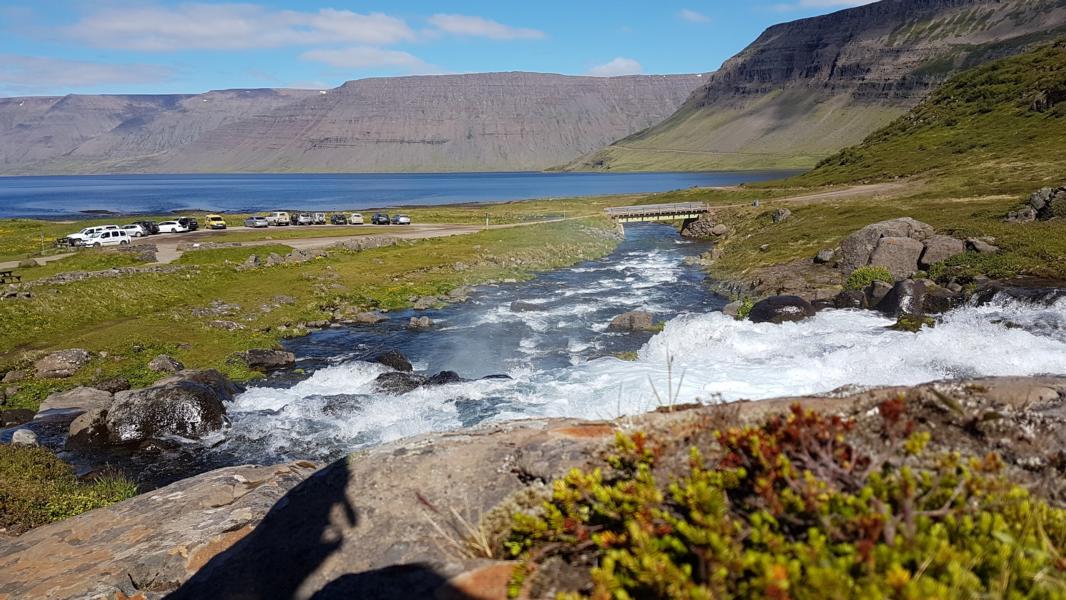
[604, 202, 709, 232]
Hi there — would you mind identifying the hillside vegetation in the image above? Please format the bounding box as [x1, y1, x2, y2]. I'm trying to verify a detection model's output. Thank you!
[795, 41, 1066, 194]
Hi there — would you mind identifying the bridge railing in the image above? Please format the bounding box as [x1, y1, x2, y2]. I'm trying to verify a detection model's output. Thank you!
[604, 202, 709, 217]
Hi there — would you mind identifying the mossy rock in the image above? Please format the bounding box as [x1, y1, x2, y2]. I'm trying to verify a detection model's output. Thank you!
[891, 314, 936, 332]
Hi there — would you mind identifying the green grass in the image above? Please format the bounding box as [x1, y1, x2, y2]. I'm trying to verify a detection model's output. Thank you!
[792, 41, 1066, 195]
[845, 266, 894, 290]
[0, 219, 618, 410]
[0, 444, 137, 533]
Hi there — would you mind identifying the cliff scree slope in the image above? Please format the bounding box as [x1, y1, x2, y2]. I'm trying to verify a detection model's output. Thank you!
[0, 73, 704, 175]
[565, 0, 1066, 172]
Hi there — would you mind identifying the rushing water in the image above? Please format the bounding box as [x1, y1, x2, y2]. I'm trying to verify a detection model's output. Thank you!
[0, 171, 799, 218]
[208, 224, 1066, 467]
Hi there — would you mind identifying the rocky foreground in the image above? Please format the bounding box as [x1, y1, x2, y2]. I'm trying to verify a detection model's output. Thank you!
[2, 375, 1065, 599]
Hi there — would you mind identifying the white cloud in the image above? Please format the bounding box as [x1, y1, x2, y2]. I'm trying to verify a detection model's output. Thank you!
[587, 57, 643, 77]
[65, 4, 416, 51]
[0, 54, 172, 95]
[770, 0, 878, 11]
[679, 9, 711, 23]
[301, 47, 437, 73]
[427, 14, 544, 40]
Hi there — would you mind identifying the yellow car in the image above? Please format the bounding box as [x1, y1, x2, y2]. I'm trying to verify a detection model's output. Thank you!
[204, 214, 228, 230]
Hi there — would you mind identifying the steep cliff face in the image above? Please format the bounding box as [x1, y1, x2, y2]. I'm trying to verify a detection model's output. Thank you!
[0, 73, 703, 175]
[566, 0, 1066, 172]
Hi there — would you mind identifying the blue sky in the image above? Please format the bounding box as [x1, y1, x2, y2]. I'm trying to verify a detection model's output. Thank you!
[0, 0, 875, 96]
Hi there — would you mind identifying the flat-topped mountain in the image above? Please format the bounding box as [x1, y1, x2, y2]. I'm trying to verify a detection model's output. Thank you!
[565, 0, 1066, 172]
[0, 73, 704, 175]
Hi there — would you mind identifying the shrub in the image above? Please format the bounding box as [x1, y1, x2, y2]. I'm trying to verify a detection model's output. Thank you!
[508, 404, 1066, 598]
[735, 297, 755, 320]
[845, 266, 894, 290]
[0, 445, 137, 533]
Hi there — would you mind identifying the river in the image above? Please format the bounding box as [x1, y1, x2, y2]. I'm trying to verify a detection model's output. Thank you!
[0, 171, 800, 218]
[204, 223, 1066, 467]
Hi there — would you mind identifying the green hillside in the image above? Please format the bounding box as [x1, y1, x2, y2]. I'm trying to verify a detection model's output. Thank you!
[793, 41, 1066, 194]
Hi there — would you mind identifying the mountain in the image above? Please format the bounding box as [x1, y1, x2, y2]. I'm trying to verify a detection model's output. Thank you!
[564, 0, 1066, 173]
[793, 40, 1066, 191]
[0, 73, 704, 175]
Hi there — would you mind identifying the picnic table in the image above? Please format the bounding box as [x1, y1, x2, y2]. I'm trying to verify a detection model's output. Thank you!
[0, 270, 21, 284]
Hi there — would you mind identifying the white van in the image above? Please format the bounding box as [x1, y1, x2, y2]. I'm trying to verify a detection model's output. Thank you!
[87, 229, 131, 247]
[66, 225, 120, 246]
[266, 211, 291, 226]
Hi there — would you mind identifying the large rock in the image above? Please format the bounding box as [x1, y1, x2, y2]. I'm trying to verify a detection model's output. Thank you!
[11, 428, 38, 446]
[66, 408, 110, 449]
[919, 235, 966, 268]
[868, 236, 924, 280]
[771, 207, 792, 223]
[237, 349, 296, 371]
[748, 295, 816, 324]
[1027, 186, 1066, 220]
[374, 372, 427, 395]
[839, 218, 934, 273]
[607, 311, 656, 332]
[105, 370, 236, 444]
[373, 350, 412, 372]
[967, 238, 1000, 254]
[876, 279, 928, 317]
[33, 349, 92, 379]
[36, 386, 112, 417]
[680, 213, 719, 238]
[0, 462, 317, 599]
[148, 354, 184, 373]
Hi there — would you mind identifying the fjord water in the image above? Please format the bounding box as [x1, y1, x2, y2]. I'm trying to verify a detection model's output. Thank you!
[0, 171, 799, 218]
[213, 224, 1066, 466]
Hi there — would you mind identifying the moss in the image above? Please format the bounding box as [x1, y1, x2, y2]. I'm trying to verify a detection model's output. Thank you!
[508, 404, 1066, 598]
[891, 314, 936, 332]
[734, 297, 756, 320]
[0, 445, 137, 533]
[845, 266, 894, 290]
[612, 351, 640, 361]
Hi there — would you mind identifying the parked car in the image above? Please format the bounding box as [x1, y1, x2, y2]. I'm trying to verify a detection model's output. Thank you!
[204, 214, 227, 230]
[133, 221, 159, 235]
[349, 213, 365, 225]
[312, 212, 327, 225]
[157, 220, 189, 233]
[295, 213, 314, 226]
[64, 225, 120, 246]
[371, 213, 390, 225]
[266, 211, 291, 226]
[178, 217, 199, 231]
[391, 214, 412, 225]
[87, 230, 131, 247]
[121, 224, 147, 237]
[244, 216, 269, 228]
[330, 214, 348, 225]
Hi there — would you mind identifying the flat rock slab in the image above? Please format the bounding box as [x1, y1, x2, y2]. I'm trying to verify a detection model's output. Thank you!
[0, 462, 317, 600]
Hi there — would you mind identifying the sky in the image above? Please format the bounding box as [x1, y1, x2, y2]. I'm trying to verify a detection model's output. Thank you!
[0, 0, 877, 97]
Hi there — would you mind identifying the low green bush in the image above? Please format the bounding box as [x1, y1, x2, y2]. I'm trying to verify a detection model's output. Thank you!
[735, 297, 755, 320]
[0, 445, 137, 533]
[845, 266, 894, 290]
[508, 402, 1066, 598]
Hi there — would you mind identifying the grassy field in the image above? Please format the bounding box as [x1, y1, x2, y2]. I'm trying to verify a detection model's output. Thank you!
[0, 219, 618, 410]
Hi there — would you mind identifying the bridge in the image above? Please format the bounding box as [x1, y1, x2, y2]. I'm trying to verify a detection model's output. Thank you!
[604, 202, 709, 224]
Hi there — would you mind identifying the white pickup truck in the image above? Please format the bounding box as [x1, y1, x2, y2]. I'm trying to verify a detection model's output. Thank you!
[63, 225, 121, 246]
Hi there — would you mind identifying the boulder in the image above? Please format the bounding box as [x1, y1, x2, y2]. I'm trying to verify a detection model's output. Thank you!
[866, 280, 893, 307]
[374, 372, 427, 395]
[105, 370, 236, 444]
[771, 208, 792, 223]
[237, 349, 296, 371]
[868, 236, 924, 280]
[373, 350, 412, 372]
[37, 386, 112, 416]
[680, 213, 718, 238]
[722, 301, 743, 318]
[2, 369, 26, 383]
[711, 224, 729, 236]
[748, 296, 816, 324]
[66, 408, 110, 449]
[919, 235, 966, 269]
[1005, 206, 1037, 223]
[242, 254, 260, 269]
[839, 218, 934, 273]
[814, 248, 836, 264]
[408, 316, 433, 330]
[923, 284, 962, 314]
[92, 377, 131, 394]
[607, 311, 656, 332]
[17, 258, 38, 269]
[876, 280, 928, 317]
[412, 296, 438, 311]
[427, 371, 469, 386]
[34, 349, 92, 379]
[351, 311, 387, 324]
[833, 290, 866, 309]
[148, 354, 185, 373]
[11, 428, 38, 446]
[966, 238, 1000, 254]
[510, 300, 545, 312]
[1026, 186, 1066, 219]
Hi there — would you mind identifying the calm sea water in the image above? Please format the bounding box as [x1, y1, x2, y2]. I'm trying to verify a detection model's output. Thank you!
[0, 171, 799, 218]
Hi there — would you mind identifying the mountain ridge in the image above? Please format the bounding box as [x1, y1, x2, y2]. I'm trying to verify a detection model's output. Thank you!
[0, 72, 705, 175]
